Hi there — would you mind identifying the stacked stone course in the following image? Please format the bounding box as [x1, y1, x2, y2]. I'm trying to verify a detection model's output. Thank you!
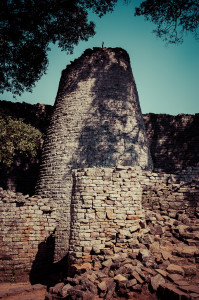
[47, 207, 199, 300]
[143, 113, 199, 172]
[68, 166, 199, 264]
[0, 188, 56, 281]
[69, 167, 145, 259]
[0, 47, 199, 292]
[141, 167, 199, 217]
[1, 166, 198, 280]
[0, 100, 53, 194]
[0, 101, 198, 194]
[36, 47, 153, 261]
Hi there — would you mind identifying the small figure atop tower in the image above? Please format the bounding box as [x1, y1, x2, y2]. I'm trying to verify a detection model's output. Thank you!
[36, 47, 153, 261]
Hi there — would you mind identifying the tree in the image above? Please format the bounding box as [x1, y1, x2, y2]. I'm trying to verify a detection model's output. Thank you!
[0, 0, 117, 96]
[134, 0, 199, 44]
[1, 0, 198, 97]
[0, 113, 42, 168]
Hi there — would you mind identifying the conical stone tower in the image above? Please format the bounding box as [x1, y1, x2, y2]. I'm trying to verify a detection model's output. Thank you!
[36, 47, 153, 261]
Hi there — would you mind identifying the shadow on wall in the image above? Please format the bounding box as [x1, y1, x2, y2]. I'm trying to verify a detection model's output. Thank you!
[68, 48, 151, 169]
[0, 157, 41, 195]
[174, 180, 199, 217]
[144, 113, 199, 172]
[30, 231, 68, 287]
[141, 179, 199, 217]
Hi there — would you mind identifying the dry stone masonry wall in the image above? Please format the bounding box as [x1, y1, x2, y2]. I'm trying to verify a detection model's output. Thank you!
[0, 100, 53, 194]
[143, 113, 199, 172]
[36, 47, 153, 261]
[0, 47, 198, 284]
[141, 167, 199, 218]
[69, 167, 145, 260]
[68, 167, 199, 264]
[0, 167, 198, 280]
[0, 188, 56, 281]
[0, 101, 198, 195]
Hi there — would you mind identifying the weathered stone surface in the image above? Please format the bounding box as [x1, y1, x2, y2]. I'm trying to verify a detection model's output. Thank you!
[155, 269, 167, 277]
[60, 283, 72, 297]
[167, 274, 184, 283]
[114, 274, 128, 282]
[166, 264, 185, 276]
[126, 279, 137, 288]
[174, 245, 197, 258]
[33, 205, 199, 300]
[98, 281, 107, 292]
[161, 250, 171, 260]
[131, 271, 144, 284]
[138, 249, 155, 267]
[72, 262, 92, 274]
[0, 189, 57, 281]
[150, 274, 166, 292]
[179, 284, 199, 294]
[190, 292, 199, 299]
[182, 264, 197, 276]
[67, 287, 95, 300]
[52, 283, 65, 294]
[105, 280, 116, 300]
[158, 282, 189, 300]
[35, 47, 153, 261]
[1, 160, 199, 280]
[102, 259, 113, 268]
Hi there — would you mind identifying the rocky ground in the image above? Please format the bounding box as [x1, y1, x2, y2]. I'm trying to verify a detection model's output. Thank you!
[1, 209, 199, 300]
[46, 210, 199, 299]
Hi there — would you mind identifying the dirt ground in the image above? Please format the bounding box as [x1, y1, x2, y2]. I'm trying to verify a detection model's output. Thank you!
[0, 282, 46, 300]
[0, 281, 158, 300]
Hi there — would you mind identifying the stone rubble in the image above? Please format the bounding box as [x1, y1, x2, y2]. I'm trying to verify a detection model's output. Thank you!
[46, 210, 199, 300]
[0, 165, 198, 283]
[69, 166, 199, 263]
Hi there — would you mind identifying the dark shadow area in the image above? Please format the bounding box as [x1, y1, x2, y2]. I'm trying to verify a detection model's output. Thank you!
[0, 153, 41, 195]
[0, 100, 53, 133]
[30, 231, 68, 287]
[0, 100, 54, 195]
[141, 179, 199, 217]
[67, 48, 152, 170]
[173, 179, 199, 217]
[143, 113, 199, 173]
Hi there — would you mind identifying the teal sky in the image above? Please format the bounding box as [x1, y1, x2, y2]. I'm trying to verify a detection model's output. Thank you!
[1, 0, 199, 115]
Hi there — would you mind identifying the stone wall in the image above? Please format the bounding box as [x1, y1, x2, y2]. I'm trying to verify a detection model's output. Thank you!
[0, 100, 198, 195]
[0, 100, 53, 132]
[141, 167, 199, 218]
[36, 47, 153, 261]
[143, 113, 199, 172]
[69, 167, 145, 260]
[68, 166, 199, 263]
[0, 188, 56, 281]
[0, 166, 198, 280]
[0, 47, 198, 281]
[0, 100, 53, 194]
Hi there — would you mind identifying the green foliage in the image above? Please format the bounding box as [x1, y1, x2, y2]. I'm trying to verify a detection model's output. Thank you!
[135, 0, 199, 44]
[1, 0, 197, 97]
[0, 113, 42, 168]
[0, 0, 117, 96]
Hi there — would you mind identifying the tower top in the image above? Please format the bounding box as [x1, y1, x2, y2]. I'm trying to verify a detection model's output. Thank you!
[64, 47, 131, 74]
[36, 46, 153, 260]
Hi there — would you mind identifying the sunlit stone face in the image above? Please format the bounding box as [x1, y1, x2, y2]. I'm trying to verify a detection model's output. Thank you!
[36, 47, 153, 260]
